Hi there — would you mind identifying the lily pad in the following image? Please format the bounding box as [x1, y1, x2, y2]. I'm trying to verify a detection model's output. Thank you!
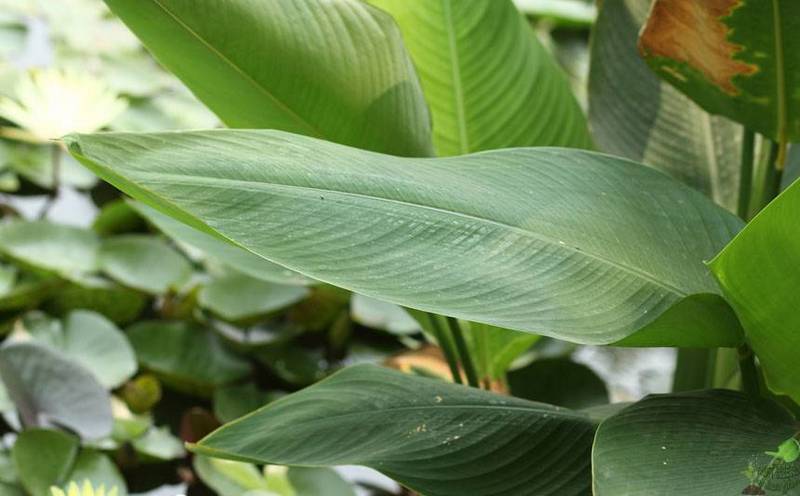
[127, 321, 250, 397]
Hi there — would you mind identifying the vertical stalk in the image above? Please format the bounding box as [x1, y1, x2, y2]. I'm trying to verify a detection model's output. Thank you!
[446, 317, 479, 388]
[672, 348, 716, 391]
[755, 141, 783, 214]
[737, 129, 755, 219]
[426, 313, 462, 385]
[737, 344, 760, 398]
[731, 131, 782, 400]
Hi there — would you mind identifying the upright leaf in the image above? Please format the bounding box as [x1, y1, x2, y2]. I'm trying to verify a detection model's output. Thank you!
[104, 0, 433, 156]
[192, 364, 595, 496]
[68, 130, 743, 346]
[465, 322, 539, 382]
[710, 180, 800, 402]
[593, 390, 799, 495]
[368, 0, 591, 155]
[638, 1, 800, 144]
[589, 0, 741, 211]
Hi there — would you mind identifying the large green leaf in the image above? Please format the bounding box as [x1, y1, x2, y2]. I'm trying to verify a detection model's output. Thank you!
[104, 0, 433, 157]
[710, 180, 800, 402]
[68, 130, 743, 346]
[192, 364, 595, 496]
[368, 0, 590, 155]
[638, 0, 800, 144]
[131, 202, 312, 286]
[592, 390, 800, 495]
[0, 341, 112, 440]
[589, 0, 741, 211]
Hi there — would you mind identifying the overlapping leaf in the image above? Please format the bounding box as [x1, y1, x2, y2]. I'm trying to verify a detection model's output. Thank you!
[193, 364, 595, 496]
[710, 179, 800, 402]
[593, 390, 799, 495]
[68, 130, 743, 346]
[638, 0, 800, 144]
[104, 0, 433, 156]
[589, 0, 741, 211]
[369, 0, 590, 155]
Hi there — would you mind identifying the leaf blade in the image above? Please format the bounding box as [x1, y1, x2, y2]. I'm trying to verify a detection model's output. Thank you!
[369, 0, 591, 154]
[193, 364, 595, 496]
[104, 0, 433, 156]
[67, 130, 743, 345]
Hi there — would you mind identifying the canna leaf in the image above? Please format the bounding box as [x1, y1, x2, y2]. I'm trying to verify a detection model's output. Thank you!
[67, 130, 744, 347]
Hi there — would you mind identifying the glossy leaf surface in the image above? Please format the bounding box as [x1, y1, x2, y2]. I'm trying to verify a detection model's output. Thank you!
[589, 0, 741, 211]
[710, 180, 800, 402]
[104, 0, 433, 156]
[193, 364, 595, 496]
[368, 0, 590, 155]
[68, 130, 743, 345]
[593, 390, 799, 495]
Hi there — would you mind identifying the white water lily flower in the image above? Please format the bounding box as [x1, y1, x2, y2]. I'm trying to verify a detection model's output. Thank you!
[50, 480, 119, 496]
[0, 68, 127, 142]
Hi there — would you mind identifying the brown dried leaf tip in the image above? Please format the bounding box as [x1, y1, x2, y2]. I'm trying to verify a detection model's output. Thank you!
[638, 0, 758, 95]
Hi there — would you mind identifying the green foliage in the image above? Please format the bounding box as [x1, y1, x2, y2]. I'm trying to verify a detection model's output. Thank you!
[127, 320, 250, 397]
[12, 430, 78, 496]
[0, 0, 797, 493]
[639, 1, 800, 145]
[103, 0, 434, 157]
[367, 0, 591, 154]
[67, 130, 743, 347]
[592, 390, 798, 495]
[193, 365, 596, 496]
[589, 0, 742, 211]
[711, 179, 800, 403]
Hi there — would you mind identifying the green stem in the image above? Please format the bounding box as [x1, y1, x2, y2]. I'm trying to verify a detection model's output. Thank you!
[672, 348, 716, 391]
[756, 141, 783, 214]
[737, 129, 755, 219]
[426, 313, 462, 385]
[738, 344, 760, 398]
[446, 317, 479, 388]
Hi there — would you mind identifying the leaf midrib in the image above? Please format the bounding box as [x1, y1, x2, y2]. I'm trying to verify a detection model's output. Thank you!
[137, 169, 694, 299]
[771, 0, 787, 150]
[206, 402, 587, 440]
[148, 0, 325, 138]
[442, 0, 469, 154]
